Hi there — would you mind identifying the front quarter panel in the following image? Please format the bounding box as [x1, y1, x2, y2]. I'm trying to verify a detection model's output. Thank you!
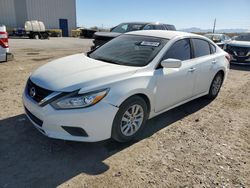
[103, 71, 156, 110]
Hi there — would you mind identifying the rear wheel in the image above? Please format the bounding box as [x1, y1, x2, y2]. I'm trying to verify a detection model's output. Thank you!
[111, 96, 148, 142]
[207, 72, 223, 99]
[41, 32, 49, 39]
[32, 33, 40, 39]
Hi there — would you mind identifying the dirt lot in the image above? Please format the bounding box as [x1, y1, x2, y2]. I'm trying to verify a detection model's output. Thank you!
[0, 38, 249, 188]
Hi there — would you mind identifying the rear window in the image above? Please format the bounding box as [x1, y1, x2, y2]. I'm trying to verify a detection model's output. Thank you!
[154, 25, 165, 30]
[164, 24, 176, 31]
[111, 23, 144, 33]
[192, 39, 211, 58]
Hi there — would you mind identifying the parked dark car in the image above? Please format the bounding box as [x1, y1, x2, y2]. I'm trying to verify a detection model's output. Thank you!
[91, 22, 176, 50]
[204, 33, 231, 49]
[80, 29, 97, 38]
[225, 33, 250, 64]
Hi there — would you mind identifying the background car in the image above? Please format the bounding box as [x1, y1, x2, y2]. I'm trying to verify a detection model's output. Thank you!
[204, 33, 231, 49]
[0, 25, 9, 62]
[23, 30, 230, 143]
[91, 22, 176, 49]
[225, 33, 250, 64]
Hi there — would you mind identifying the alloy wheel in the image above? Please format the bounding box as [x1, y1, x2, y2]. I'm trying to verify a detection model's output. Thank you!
[120, 104, 144, 136]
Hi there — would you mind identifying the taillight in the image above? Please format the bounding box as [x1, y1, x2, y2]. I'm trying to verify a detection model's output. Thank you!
[225, 53, 231, 63]
[0, 31, 9, 48]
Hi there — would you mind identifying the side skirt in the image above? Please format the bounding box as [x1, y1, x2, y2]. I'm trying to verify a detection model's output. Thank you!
[149, 91, 208, 119]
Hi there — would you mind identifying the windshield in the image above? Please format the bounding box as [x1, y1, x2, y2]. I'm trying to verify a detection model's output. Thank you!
[234, 34, 250, 41]
[111, 23, 145, 33]
[89, 35, 168, 67]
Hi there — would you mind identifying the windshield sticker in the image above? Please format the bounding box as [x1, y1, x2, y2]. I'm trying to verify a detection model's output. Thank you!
[140, 41, 160, 47]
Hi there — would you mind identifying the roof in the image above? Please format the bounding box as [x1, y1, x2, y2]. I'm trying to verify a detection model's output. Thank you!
[119, 22, 160, 25]
[118, 22, 174, 26]
[120, 22, 150, 25]
[126, 30, 198, 39]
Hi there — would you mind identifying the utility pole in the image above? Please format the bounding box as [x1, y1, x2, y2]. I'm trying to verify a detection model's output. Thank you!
[213, 18, 216, 33]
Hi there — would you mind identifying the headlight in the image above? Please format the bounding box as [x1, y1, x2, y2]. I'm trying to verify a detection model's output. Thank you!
[51, 88, 109, 109]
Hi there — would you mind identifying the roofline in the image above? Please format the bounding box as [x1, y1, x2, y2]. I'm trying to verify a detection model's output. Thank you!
[126, 30, 200, 39]
[123, 33, 172, 40]
[116, 22, 174, 26]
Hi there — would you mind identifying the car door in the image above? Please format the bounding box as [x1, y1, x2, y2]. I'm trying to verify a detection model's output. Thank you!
[154, 38, 197, 113]
[191, 38, 217, 95]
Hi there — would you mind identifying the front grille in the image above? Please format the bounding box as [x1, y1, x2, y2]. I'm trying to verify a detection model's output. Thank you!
[26, 79, 53, 103]
[25, 107, 43, 127]
[227, 46, 250, 56]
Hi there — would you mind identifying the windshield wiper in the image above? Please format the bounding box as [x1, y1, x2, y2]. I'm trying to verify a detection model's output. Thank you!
[92, 57, 142, 67]
[94, 57, 121, 65]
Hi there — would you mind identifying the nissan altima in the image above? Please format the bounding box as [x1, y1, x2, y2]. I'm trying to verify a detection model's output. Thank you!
[23, 30, 230, 142]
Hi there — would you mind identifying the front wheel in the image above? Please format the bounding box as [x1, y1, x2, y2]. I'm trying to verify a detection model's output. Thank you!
[207, 72, 223, 99]
[111, 96, 148, 142]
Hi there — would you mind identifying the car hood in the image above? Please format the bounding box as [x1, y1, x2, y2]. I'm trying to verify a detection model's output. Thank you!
[228, 40, 250, 47]
[30, 53, 138, 92]
[94, 32, 121, 39]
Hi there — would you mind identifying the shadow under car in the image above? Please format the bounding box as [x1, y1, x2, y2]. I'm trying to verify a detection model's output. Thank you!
[0, 97, 211, 187]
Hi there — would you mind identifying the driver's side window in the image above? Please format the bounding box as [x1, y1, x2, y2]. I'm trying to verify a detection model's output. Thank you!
[143, 25, 155, 30]
[162, 39, 191, 61]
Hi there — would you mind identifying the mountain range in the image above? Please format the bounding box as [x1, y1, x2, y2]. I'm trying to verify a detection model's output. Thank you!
[180, 27, 249, 33]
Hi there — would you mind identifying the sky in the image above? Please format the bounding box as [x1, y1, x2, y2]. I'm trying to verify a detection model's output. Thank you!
[76, 0, 250, 30]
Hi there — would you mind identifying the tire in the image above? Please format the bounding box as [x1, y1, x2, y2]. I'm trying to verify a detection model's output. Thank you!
[32, 33, 39, 39]
[206, 72, 223, 99]
[42, 32, 49, 39]
[111, 96, 149, 142]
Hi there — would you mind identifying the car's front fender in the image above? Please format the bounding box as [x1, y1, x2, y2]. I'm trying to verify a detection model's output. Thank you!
[103, 74, 156, 111]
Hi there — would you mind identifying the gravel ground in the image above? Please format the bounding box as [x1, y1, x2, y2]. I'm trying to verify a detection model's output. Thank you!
[0, 38, 249, 188]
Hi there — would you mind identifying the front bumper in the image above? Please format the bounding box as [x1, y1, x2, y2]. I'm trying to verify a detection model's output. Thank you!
[225, 47, 250, 65]
[230, 55, 250, 65]
[0, 48, 8, 62]
[23, 91, 119, 142]
[6, 52, 14, 61]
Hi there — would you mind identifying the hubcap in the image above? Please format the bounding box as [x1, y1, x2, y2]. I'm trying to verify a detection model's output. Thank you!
[212, 75, 222, 96]
[120, 104, 144, 136]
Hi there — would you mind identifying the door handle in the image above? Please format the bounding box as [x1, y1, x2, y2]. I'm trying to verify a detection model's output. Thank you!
[212, 60, 217, 64]
[188, 67, 196, 72]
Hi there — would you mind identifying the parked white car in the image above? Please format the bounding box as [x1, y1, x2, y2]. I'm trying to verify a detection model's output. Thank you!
[0, 25, 9, 62]
[23, 30, 230, 142]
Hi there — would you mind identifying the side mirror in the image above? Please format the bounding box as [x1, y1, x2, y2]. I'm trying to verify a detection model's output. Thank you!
[161, 58, 182, 68]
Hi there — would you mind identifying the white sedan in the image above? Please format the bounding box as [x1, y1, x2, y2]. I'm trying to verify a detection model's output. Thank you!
[23, 30, 230, 142]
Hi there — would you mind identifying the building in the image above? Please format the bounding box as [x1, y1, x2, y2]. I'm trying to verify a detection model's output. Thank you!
[0, 0, 76, 36]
